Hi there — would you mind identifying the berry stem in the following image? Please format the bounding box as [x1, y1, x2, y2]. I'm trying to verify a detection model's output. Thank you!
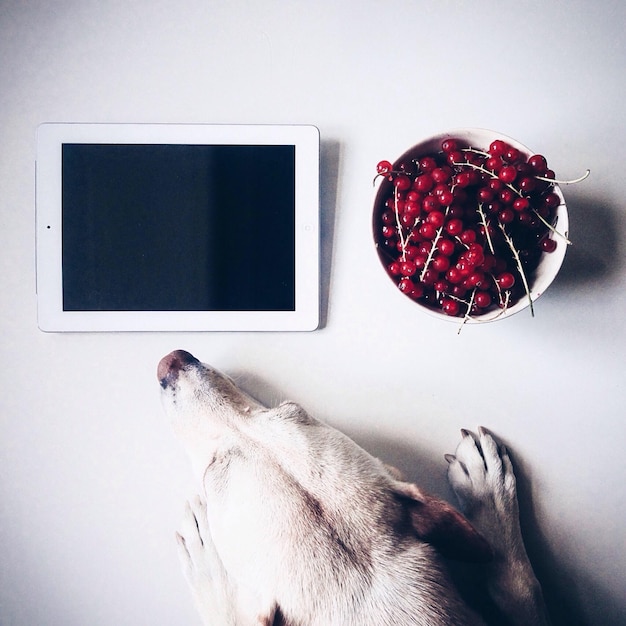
[419, 224, 444, 281]
[536, 169, 590, 185]
[476, 203, 496, 255]
[457, 289, 477, 334]
[452, 160, 523, 197]
[532, 209, 572, 245]
[498, 223, 534, 317]
[462, 147, 489, 157]
[393, 189, 408, 258]
[492, 275, 512, 312]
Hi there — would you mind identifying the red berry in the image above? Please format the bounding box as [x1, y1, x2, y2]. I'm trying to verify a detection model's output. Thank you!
[422, 195, 438, 212]
[412, 255, 426, 269]
[498, 165, 517, 184]
[528, 154, 548, 175]
[404, 200, 420, 218]
[438, 238, 456, 256]
[474, 291, 492, 308]
[518, 176, 537, 194]
[486, 200, 502, 215]
[432, 167, 452, 184]
[421, 268, 438, 285]
[434, 279, 451, 293]
[419, 222, 438, 239]
[377, 160, 393, 175]
[427, 210, 446, 228]
[446, 150, 464, 166]
[486, 155, 503, 171]
[478, 187, 495, 202]
[465, 270, 486, 288]
[456, 258, 472, 276]
[447, 204, 464, 219]
[432, 254, 450, 272]
[498, 208, 515, 224]
[541, 238, 557, 253]
[499, 188, 516, 205]
[418, 156, 437, 172]
[513, 197, 530, 212]
[393, 198, 406, 212]
[437, 188, 454, 206]
[441, 138, 460, 153]
[401, 246, 415, 261]
[400, 261, 417, 276]
[414, 173, 434, 193]
[454, 171, 472, 188]
[418, 242, 432, 256]
[496, 272, 516, 289]
[459, 229, 477, 244]
[446, 267, 463, 284]
[381, 210, 394, 225]
[388, 261, 401, 276]
[542, 192, 561, 209]
[445, 218, 464, 236]
[398, 277, 414, 293]
[451, 285, 467, 299]
[399, 214, 412, 228]
[478, 223, 496, 239]
[411, 282, 425, 298]
[488, 178, 504, 192]
[441, 298, 460, 316]
[489, 140, 507, 157]
[394, 174, 412, 191]
[504, 147, 522, 163]
[466, 243, 485, 267]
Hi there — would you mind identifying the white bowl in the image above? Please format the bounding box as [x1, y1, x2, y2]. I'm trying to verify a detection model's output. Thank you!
[372, 128, 568, 323]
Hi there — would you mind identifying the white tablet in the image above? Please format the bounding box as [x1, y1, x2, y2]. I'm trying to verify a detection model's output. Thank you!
[36, 123, 320, 332]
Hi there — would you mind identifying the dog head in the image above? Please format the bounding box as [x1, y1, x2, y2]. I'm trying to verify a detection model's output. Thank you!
[158, 350, 490, 568]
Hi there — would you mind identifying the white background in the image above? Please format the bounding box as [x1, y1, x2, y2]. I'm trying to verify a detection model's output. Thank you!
[1, 1, 625, 624]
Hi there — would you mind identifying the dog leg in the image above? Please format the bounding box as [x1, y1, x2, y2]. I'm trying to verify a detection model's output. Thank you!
[176, 496, 278, 626]
[446, 428, 551, 626]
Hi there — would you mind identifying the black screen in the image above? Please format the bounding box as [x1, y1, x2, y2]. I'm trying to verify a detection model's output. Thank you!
[61, 144, 296, 312]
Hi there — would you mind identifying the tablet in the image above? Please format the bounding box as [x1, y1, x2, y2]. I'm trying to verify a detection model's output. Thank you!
[36, 123, 320, 332]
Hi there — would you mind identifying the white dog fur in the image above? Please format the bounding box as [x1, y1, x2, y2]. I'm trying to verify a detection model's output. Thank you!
[158, 350, 550, 626]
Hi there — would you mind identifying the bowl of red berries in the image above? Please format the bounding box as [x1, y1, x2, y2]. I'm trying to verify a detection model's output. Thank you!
[373, 128, 588, 326]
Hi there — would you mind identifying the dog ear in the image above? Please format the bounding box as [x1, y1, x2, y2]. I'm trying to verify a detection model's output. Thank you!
[394, 482, 493, 563]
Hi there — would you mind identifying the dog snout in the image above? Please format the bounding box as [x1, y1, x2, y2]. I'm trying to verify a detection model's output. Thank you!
[158, 350, 199, 389]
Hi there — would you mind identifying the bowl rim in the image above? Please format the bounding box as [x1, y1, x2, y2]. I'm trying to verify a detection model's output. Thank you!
[372, 127, 568, 324]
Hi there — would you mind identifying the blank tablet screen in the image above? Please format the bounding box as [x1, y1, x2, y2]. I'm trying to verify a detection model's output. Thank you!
[61, 143, 296, 312]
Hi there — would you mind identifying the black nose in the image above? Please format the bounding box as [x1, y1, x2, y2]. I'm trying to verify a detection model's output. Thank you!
[157, 350, 199, 388]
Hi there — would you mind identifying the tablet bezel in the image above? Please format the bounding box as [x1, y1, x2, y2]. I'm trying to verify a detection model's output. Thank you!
[36, 123, 320, 332]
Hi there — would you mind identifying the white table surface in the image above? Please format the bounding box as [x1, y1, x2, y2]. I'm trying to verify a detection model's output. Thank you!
[1, 1, 625, 624]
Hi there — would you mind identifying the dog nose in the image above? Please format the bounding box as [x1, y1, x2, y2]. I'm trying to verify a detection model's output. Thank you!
[158, 350, 199, 388]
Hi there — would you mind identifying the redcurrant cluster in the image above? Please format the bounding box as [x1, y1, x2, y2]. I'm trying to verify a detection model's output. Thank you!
[374, 138, 581, 320]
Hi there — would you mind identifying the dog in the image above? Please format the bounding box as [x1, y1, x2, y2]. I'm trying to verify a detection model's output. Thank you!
[158, 349, 550, 625]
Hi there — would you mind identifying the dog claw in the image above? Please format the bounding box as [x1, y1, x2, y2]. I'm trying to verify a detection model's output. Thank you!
[461, 428, 472, 438]
[444, 453, 456, 464]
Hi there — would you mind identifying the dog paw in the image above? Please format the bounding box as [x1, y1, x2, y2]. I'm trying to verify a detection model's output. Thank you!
[446, 428, 520, 548]
[176, 498, 279, 626]
[447, 429, 551, 625]
[176, 497, 239, 625]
